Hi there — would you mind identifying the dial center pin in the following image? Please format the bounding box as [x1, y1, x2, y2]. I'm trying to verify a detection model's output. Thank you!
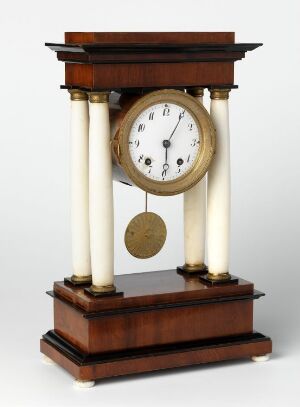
[162, 140, 171, 148]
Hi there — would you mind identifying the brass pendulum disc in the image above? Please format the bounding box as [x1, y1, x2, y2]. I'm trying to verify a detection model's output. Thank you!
[125, 212, 167, 259]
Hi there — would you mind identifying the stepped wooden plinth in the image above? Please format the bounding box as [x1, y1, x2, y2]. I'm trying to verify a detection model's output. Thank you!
[40, 269, 272, 382]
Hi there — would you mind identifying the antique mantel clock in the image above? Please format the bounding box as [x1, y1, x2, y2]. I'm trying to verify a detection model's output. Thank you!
[41, 32, 272, 388]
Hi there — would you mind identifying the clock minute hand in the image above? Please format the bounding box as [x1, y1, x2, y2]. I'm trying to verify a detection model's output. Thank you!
[161, 110, 185, 178]
[168, 110, 185, 141]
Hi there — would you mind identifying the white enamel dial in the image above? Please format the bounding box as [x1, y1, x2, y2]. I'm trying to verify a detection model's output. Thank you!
[128, 103, 201, 182]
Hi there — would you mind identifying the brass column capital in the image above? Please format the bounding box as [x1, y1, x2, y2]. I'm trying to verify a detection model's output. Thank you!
[88, 92, 110, 103]
[209, 88, 231, 100]
[188, 87, 204, 98]
[68, 89, 88, 101]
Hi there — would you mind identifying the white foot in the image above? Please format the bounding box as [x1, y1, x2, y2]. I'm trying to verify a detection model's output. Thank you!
[42, 355, 56, 365]
[74, 379, 95, 388]
[251, 354, 270, 362]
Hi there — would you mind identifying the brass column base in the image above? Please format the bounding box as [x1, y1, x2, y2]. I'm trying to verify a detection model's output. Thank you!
[207, 272, 231, 281]
[84, 284, 123, 298]
[64, 274, 92, 286]
[177, 263, 207, 275]
[90, 284, 116, 294]
[200, 272, 239, 285]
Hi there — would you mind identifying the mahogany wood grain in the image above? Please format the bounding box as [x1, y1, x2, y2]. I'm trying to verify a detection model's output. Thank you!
[54, 269, 254, 313]
[40, 334, 272, 381]
[64, 63, 93, 88]
[54, 296, 253, 353]
[64, 32, 235, 45]
[42, 270, 271, 381]
[65, 61, 234, 90]
[46, 32, 262, 90]
[54, 299, 89, 352]
[54, 270, 254, 313]
[51, 271, 258, 354]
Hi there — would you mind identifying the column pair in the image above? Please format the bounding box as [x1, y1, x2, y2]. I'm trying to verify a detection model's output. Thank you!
[68, 90, 115, 293]
[184, 88, 231, 282]
[69, 86, 231, 287]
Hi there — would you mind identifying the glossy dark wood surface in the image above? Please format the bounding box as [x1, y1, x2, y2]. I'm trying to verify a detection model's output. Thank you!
[64, 32, 236, 45]
[41, 331, 272, 381]
[45, 32, 262, 90]
[54, 269, 255, 313]
[54, 296, 254, 353]
[51, 270, 261, 354]
[65, 61, 234, 90]
[57, 50, 245, 64]
[41, 270, 271, 381]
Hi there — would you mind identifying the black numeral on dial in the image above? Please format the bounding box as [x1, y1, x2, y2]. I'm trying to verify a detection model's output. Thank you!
[191, 139, 200, 147]
[138, 123, 145, 132]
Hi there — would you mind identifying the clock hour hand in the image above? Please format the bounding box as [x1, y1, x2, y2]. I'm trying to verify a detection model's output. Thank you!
[161, 146, 169, 178]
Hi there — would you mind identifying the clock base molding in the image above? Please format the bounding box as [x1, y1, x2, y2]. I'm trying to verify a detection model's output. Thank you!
[41, 331, 271, 383]
[40, 269, 272, 383]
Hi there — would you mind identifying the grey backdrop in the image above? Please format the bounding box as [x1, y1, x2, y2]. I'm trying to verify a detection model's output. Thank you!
[0, 0, 299, 406]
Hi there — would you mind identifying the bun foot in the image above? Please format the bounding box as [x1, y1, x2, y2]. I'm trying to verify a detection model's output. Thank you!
[74, 379, 95, 388]
[251, 354, 270, 362]
[42, 355, 56, 365]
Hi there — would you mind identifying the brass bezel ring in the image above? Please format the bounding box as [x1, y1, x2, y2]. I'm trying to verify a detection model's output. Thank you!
[118, 89, 216, 196]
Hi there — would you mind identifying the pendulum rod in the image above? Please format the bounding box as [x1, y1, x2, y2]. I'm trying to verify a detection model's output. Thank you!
[145, 192, 148, 213]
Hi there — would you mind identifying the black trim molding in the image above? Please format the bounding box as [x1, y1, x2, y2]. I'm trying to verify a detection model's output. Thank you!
[43, 330, 271, 366]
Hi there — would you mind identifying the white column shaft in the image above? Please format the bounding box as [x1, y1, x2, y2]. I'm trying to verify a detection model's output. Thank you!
[89, 99, 114, 287]
[207, 97, 230, 274]
[70, 97, 91, 277]
[184, 94, 206, 268]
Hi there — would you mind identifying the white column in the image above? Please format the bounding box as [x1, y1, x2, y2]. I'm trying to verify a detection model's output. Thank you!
[207, 89, 231, 281]
[183, 88, 206, 272]
[88, 92, 115, 293]
[69, 90, 91, 283]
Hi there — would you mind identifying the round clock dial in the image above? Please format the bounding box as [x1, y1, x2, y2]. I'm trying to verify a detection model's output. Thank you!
[117, 89, 215, 196]
[128, 103, 200, 182]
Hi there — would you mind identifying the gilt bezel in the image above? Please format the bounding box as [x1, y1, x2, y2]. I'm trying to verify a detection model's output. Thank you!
[118, 89, 216, 196]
